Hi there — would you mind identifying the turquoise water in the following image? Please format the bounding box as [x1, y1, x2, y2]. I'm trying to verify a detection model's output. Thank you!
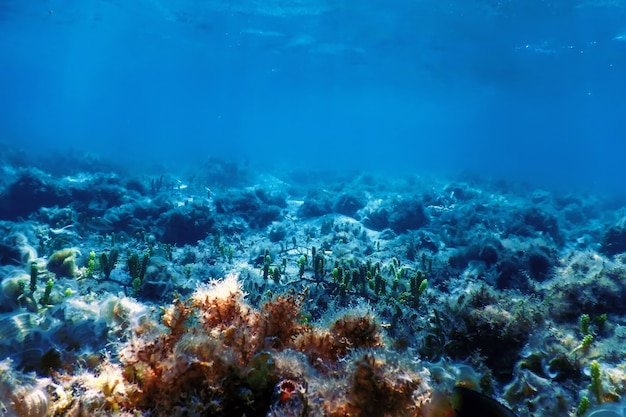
[1, 1, 626, 191]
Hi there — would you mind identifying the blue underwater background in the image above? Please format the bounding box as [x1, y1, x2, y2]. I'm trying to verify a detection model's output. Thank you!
[2, 0, 626, 192]
[5, 2, 626, 417]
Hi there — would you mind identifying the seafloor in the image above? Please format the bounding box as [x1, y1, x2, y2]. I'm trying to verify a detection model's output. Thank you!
[2, 150, 626, 417]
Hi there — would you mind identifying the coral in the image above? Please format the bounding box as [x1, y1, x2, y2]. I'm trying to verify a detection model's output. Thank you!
[294, 312, 383, 370]
[62, 359, 132, 414]
[600, 218, 626, 256]
[267, 378, 308, 417]
[506, 207, 562, 245]
[422, 285, 541, 383]
[0, 169, 70, 221]
[0, 228, 38, 267]
[1, 272, 30, 312]
[338, 353, 420, 417]
[549, 251, 626, 320]
[0, 358, 49, 417]
[504, 367, 569, 416]
[333, 192, 366, 217]
[213, 189, 282, 229]
[298, 190, 333, 218]
[256, 292, 308, 351]
[47, 248, 78, 277]
[330, 314, 383, 353]
[157, 203, 216, 245]
[389, 197, 429, 233]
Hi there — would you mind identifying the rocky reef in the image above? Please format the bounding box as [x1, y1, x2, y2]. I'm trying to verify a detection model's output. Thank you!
[2, 152, 626, 416]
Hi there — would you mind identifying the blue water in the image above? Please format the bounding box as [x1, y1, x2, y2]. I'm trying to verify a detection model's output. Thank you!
[1, 1, 626, 192]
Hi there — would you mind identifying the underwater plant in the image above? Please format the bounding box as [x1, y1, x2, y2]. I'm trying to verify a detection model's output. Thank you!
[85, 250, 96, 278]
[29, 262, 38, 293]
[127, 252, 149, 295]
[100, 249, 119, 280]
[590, 360, 603, 402]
